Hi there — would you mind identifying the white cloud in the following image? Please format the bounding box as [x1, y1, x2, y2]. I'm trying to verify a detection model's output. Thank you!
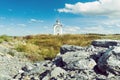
[102, 19, 120, 27]
[64, 26, 80, 34]
[63, 25, 117, 34]
[58, 0, 120, 17]
[29, 18, 44, 23]
[30, 19, 37, 22]
[17, 24, 27, 27]
[81, 26, 114, 34]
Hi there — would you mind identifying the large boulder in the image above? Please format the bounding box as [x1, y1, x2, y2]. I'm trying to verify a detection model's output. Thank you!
[60, 45, 84, 54]
[92, 39, 120, 48]
[98, 46, 120, 75]
[55, 50, 96, 70]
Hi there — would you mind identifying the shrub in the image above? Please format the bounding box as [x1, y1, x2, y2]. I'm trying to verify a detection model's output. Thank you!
[8, 50, 15, 56]
[0, 35, 13, 42]
[40, 47, 56, 60]
[25, 52, 44, 62]
[15, 43, 44, 61]
[0, 39, 4, 43]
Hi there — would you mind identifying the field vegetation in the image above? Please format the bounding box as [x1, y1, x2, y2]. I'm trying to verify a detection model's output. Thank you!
[1, 34, 120, 62]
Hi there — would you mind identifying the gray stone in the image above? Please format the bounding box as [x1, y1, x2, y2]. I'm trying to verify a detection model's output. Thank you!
[42, 76, 50, 80]
[0, 74, 12, 80]
[60, 45, 84, 54]
[112, 46, 120, 55]
[96, 74, 107, 80]
[107, 76, 120, 80]
[60, 51, 96, 70]
[98, 47, 120, 75]
[86, 45, 96, 52]
[50, 67, 67, 80]
[0, 45, 10, 55]
[22, 65, 33, 72]
[92, 39, 120, 48]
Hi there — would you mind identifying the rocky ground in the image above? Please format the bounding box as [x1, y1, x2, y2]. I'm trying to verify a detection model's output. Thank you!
[0, 39, 120, 80]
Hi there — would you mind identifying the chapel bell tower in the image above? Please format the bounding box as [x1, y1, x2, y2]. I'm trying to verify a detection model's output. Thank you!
[53, 20, 63, 35]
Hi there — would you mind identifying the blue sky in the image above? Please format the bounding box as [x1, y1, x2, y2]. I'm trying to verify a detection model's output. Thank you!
[0, 0, 120, 36]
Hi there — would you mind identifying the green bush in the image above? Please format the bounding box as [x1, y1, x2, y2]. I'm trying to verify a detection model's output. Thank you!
[8, 51, 14, 56]
[0, 35, 13, 43]
[0, 39, 4, 43]
[40, 47, 56, 60]
[15, 43, 44, 61]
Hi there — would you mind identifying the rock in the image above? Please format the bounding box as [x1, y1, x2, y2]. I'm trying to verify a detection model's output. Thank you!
[33, 76, 40, 80]
[53, 56, 66, 67]
[0, 74, 12, 80]
[107, 76, 120, 80]
[86, 45, 96, 52]
[69, 71, 76, 78]
[39, 70, 50, 80]
[0, 55, 31, 79]
[42, 76, 50, 80]
[95, 74, 107, 80]
[18, 70, 24, 74]
[17, 61, 52, 80]
[65, 58, 96, 70]
[92, 39, 120, 48]
[98, 47, 120, 75]
[76, 70, 96, 80]
[54, 50, 96, 70]
[50, 67, 67, 80]
[60, 45, 83, 54]
[22, 65, 33, 72]
[112, 46, 120, 54]
[0, 45, 10, 55]
[63, 51, 95, 70]
[1, 40, 120, 80]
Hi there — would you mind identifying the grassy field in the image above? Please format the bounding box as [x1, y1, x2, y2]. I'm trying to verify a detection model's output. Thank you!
[1, 34, 120, 62]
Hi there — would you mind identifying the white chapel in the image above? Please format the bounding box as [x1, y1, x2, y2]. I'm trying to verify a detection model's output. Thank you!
[53, 20, 63, 35]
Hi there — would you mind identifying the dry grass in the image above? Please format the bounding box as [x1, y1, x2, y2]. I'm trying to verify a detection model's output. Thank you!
[1, 34, 120, 62]
[0, 35, 13, 43]
[15, 34, 101, 61]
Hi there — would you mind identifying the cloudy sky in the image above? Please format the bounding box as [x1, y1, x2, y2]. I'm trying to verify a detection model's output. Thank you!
[0, 0, 120, 36]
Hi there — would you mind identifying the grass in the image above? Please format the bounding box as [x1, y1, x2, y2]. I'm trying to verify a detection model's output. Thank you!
[0, 35, 13, 43]
[1, 34, 120, 62]
[15, 34, 101, 61]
